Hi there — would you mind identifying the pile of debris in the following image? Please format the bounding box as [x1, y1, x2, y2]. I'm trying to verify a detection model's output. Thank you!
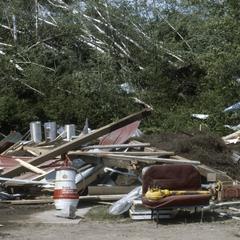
[0, 106, 240, 221]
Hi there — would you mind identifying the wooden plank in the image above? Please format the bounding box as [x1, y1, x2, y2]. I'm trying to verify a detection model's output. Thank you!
[81, 143, 150, 150]
[31, 169, 56, 181]
[70, 150, 174, 157]
[14, 158, 46, 175]
[24, 146, 53, 156]
[95, 154, 200, 165]
[3, 108, 151, 178]
[1, 195, 125, 205]
[0, 177, 51, 186]
[196, 164, 233, 182]
[76, 154, 199, 168]
[1, 199, 53, 205]
[222, 130, 240, 140]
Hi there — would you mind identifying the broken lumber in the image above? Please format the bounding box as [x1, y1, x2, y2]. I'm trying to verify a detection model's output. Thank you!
[1, 195, 125, 205]
[84, 153, 200, 165]
[70, 150, 174, 157]
[81, 143, 150, 150]
[3, 108, 151, 178]
[0, 177, 50, 186]
[222, 130, 240, 141]
[0, 199, 53, 205]
[196, 164, 233, 182]
[14, 158, 46, 175]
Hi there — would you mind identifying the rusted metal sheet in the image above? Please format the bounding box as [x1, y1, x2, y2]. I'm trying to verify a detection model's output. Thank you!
[0, 155, 60, 179]
[0, 155, 31, 171]
[99, 121, 140, 145]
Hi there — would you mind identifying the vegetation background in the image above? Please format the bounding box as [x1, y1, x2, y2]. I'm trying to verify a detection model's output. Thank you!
[0, 0, 239, 135]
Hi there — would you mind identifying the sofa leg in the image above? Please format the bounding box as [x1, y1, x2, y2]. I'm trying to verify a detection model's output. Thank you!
[157, 209, 159, 224]
[151, 209, 154, 221]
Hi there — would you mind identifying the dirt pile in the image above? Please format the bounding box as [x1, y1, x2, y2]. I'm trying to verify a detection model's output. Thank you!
[141, 132, 240, 180]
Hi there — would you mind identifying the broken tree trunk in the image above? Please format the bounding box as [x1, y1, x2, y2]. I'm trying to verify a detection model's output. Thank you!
[3, 108, 151, 178]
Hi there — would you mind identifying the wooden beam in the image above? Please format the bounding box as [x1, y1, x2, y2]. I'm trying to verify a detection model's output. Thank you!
[81, 143, 150, 150]
[196, 164, 233, 182]
[3, 108, 151, 178]
[222, 130, 240, 140]
[86, 153, 201, 165]
[70, 150, 174, 157]
[1, 195, 125, 205]
[24, 146, 53, 156]
[14, 158, 46, 175]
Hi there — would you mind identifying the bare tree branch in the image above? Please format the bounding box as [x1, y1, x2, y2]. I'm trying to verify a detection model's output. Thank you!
[16, 61, 55, 72]
[160, 15, 192, 51]
[11, 77, 45, 96]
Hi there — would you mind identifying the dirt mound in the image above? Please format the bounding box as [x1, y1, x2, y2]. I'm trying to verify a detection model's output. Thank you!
[141, 132, 240, 180]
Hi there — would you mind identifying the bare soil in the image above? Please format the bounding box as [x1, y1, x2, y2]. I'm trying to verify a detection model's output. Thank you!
[1, 204, 240, 240]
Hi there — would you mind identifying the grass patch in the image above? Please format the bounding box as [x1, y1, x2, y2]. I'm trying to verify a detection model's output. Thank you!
[85, 205, 130, 223]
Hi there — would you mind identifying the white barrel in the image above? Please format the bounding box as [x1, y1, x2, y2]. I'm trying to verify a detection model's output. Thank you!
[65, 124, 76, 141]
[53, 167, 79, 210]
[30, 121, 42, 143]
[44, 122, 57, 141]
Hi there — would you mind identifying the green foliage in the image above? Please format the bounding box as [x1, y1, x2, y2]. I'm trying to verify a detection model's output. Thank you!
[0, 0, 239, 134]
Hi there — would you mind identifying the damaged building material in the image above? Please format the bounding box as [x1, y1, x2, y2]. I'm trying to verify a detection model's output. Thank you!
[2, 108, 151, 178]
[1, 107, 240, 223]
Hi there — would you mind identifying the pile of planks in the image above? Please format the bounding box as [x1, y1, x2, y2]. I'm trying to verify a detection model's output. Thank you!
[0, 107, 234, 204]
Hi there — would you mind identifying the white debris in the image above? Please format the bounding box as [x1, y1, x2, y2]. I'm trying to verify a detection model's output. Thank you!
[192, 114, 209, 120]
[120, 83, 135, 94]
[224, 124, 240, 131]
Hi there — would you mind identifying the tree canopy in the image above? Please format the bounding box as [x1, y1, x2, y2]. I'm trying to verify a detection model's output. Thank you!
[0, 0, 239, 134]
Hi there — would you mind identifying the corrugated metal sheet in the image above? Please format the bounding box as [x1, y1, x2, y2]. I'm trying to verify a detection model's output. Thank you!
[99, 121, 140, 145]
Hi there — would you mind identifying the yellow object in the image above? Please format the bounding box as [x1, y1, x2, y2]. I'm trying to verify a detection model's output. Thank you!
[145, 188, 211, 201]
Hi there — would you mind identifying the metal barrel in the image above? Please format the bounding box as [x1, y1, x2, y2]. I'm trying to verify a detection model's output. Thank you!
[65, 124, 76, 141]
[44, 122, 57, 141]
[30, 121, 42, 143]
[53, 167, 79, 210]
